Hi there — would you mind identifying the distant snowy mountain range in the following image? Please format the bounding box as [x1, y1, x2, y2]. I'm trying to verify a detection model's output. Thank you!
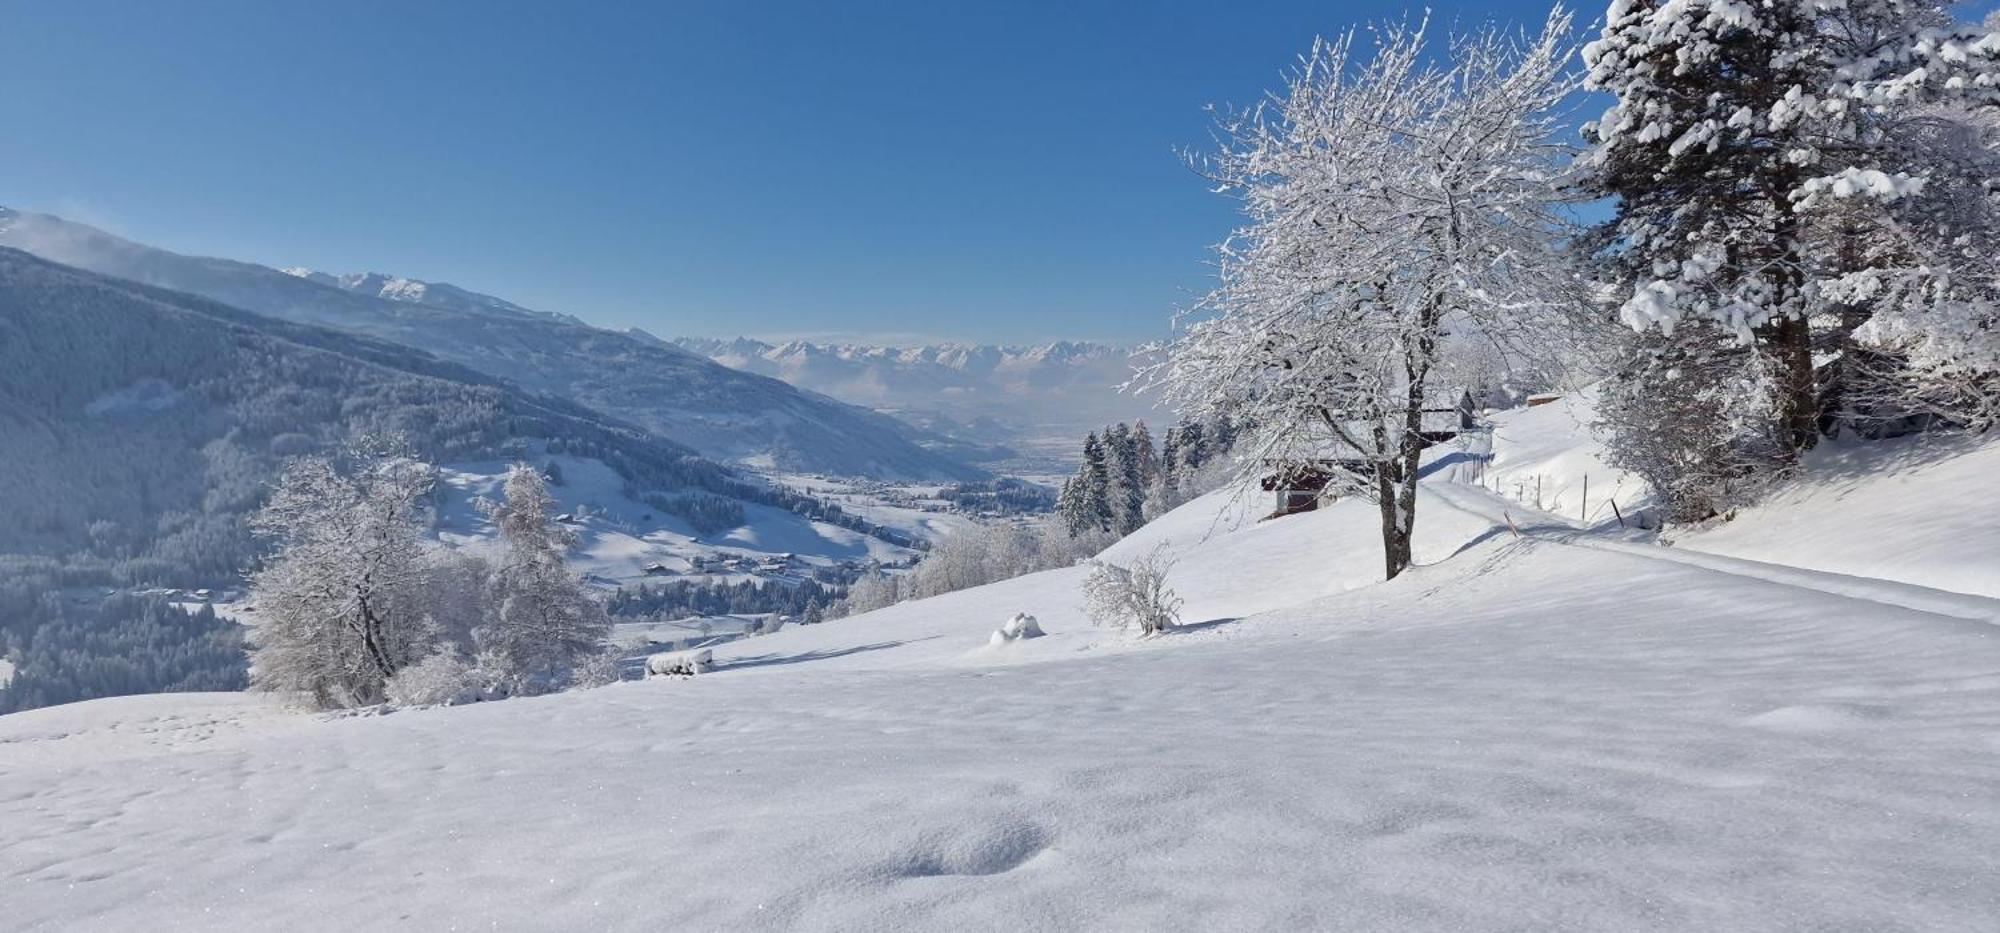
[0, 207, 982, 481]
[670, 336, 1167, 460]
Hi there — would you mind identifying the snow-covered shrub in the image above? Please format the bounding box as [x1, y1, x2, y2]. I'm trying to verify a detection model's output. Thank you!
[835, 570, 904, 617]
[1082, 547, 1182, 636]
[569, 647, 626, 689]
[988, 612, 1045, 646]
[384, 652, 487, 707]
[1598, 331, 1789, 523]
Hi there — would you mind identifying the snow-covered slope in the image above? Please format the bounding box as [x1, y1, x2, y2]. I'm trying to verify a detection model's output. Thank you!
[1469, 386, 1650, 524]
[1674, 433, 2000, 598]
[7, 406, 1999, 929]
[676, 336, 1167, 466]
[0, 208, 980, 481]
[1467, 384, 2000, 601]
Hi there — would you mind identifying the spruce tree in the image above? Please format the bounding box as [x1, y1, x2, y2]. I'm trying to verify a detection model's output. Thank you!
[1586, 0, 1820, 454]
[1587, 0, 2000, 457]
[1159, 423, 1183, 486]
[1080, 431, 1114, 534]
[1130, 421, 1160, 488]
[1108, 423, 1147, 535]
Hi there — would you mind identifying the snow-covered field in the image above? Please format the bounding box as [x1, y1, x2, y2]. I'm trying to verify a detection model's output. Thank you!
[765, 473, 982, 545]
[6, 413, 1999, 930]
[432, 454, 915, 588]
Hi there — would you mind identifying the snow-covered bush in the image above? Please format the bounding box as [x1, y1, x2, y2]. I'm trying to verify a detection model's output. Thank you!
[384, 652, 487, 707]
[1082, 547, 1181, 636]
[569, 647, 626, 689]
[1598, 328, 1790, 523]
[836, 570, 905, 617]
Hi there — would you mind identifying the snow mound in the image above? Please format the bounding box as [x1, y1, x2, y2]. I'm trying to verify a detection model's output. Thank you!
[645, 648, 713, 677]
[989, 613, 1046, 645]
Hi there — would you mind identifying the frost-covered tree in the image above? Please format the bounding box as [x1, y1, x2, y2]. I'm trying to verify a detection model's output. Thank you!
[1054, 476, 1086, 536]
[1586, 0, 2000, 452]
[1585, 0, 1825, 453]
[1146, 10, 1583, 580]
[1130, 421, 1161, 488]
[835, 569, 904, 617]
[245, 436, 441, 708]
[474, 463, 610, 695]
[1105, 423, 1148, 535]
[1064, 432, 1115, 535]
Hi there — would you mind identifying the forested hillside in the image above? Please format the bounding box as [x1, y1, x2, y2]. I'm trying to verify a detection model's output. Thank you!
[0, 208, 984, 480]
[0, 247, 794, 710]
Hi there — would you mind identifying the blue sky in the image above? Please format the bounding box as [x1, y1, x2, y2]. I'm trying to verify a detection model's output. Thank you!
[4, 0, 1593, 344]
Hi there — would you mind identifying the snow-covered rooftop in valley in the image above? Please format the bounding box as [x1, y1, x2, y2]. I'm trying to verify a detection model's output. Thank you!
[7, 402, 2000, 929]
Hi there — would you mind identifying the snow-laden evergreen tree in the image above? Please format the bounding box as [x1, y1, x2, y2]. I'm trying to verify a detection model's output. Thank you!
[1145, 10, 1583, 580]
[1158, 424, 1184, 485]
[1586, 0, 2000, 456]
[1079, 432, 1114, 534]
[1054, 475, 1087, 536]
[474, 463, 610, 695]
[1130, 421, 1161, 488]
[1104, 423, 1148, 535]
[245, 436, 441, 708]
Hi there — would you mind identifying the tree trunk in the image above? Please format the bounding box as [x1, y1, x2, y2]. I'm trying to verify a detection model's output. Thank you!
[354, 596, 398, 683]
[1763, 314, 1818, 457]
[1761, 186, 1818, 458]
[1374, 463, 1410, 581]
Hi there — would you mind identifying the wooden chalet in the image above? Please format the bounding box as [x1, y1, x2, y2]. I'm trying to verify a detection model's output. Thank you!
[1260, 390, 1477, 518]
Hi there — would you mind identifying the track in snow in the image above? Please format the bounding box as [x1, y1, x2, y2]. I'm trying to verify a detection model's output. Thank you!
[1424, 476, 2000, 629]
